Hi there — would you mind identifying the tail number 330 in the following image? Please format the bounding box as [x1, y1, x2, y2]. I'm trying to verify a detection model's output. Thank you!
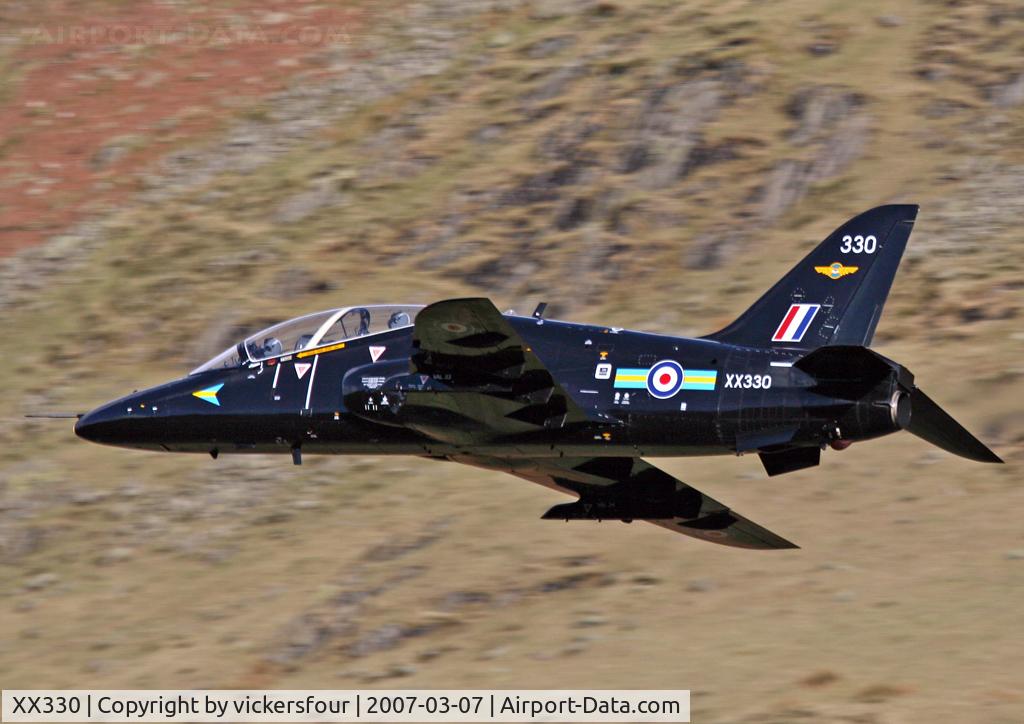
[840, 234, 877, 254]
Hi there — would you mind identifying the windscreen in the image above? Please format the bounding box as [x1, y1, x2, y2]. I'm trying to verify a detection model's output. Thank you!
[191, 305, 423, 374]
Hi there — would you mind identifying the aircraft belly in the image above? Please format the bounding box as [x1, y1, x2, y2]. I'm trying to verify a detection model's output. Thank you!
[624, 410, 724, 456]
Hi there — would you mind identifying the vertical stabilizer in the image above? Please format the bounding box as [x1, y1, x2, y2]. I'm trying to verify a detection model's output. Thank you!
[704, 205, 918, 350]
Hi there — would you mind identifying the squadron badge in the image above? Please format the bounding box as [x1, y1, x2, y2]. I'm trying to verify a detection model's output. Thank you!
[815, 261, 859, 280]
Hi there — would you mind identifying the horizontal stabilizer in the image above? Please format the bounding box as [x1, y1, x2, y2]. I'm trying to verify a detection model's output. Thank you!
[794, 345, 904, 384]
[907, 388, 1002, 463]
[793, 344, 914, 400]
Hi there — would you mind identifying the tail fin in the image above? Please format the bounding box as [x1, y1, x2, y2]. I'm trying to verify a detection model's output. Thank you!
[704, 205, 918, 350]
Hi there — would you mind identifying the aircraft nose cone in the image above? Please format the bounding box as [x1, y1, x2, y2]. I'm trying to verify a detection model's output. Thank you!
[73, 413, 93, 441]
[74, 400, 126, 444]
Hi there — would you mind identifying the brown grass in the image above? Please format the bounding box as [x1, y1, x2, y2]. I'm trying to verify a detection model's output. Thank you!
[1, 1, 1023, 723]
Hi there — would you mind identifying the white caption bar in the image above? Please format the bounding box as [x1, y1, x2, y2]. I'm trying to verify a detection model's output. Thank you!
[1, 690, 689, 723]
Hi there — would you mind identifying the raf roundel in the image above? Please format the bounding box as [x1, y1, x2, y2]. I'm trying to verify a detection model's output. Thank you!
[646, 360, 685, 399]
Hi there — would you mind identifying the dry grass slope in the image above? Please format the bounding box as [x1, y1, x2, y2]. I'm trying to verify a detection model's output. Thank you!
[1, 1, 1022, 722]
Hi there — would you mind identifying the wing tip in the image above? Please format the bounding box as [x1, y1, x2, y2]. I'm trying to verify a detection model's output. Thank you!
[749, 534, 800, 550]
[677, 522, 800, 550]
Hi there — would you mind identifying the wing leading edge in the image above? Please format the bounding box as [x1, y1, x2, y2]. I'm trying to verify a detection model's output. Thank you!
[452, 455, 798, 550]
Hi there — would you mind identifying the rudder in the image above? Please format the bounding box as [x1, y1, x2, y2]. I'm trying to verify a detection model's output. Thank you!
[704, 205, 918, 350]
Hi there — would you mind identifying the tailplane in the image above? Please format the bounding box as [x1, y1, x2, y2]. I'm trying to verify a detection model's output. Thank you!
[903, 387, 1002, 463]
[704, 205, 918, 350]
[793, 345, 1002, 464]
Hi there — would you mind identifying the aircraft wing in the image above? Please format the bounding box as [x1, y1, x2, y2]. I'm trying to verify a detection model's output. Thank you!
[452, 454, 798, 550]
[407, 298, 612, 443]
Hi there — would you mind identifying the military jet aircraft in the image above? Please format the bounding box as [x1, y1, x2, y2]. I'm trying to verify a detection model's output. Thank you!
[74, 205, 1001, 549]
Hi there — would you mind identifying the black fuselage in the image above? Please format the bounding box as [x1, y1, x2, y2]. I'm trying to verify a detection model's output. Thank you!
[72, 205, 1003, 549]
[74, 315, 899, 460]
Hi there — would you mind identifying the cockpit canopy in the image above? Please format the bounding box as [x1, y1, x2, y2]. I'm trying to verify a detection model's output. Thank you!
[192, 305, 424, 374]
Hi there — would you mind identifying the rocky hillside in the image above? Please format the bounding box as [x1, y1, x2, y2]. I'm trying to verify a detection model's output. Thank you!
[1, 1, 1022, 722]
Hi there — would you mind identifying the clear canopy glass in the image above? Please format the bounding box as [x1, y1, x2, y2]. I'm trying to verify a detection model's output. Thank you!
[192, 305, 424, 374]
